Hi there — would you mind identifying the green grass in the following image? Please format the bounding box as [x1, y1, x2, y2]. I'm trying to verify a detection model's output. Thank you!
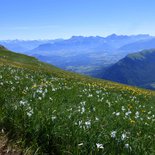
[0, 48, 155, 154]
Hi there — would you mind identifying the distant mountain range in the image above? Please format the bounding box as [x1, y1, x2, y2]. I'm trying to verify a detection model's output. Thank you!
[27, 34, 152, 56]
[25, 34, 154, 75]
[119, 38, 155, 53]
[102, 49, 155, 90]
[0, 34, 155, 76]
[0, 39, 63, 53]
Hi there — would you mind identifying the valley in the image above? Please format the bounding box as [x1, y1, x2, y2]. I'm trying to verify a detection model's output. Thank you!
[1, 34, 154, 77]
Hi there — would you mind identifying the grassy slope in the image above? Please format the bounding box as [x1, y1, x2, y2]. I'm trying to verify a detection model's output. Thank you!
[0, 47, 155, 155]
[103, 49, 155, 90]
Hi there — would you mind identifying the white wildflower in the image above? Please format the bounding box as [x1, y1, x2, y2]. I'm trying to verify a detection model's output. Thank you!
[78, 143, 83, 146]
[116, 112, 120, 116]
[96, 143, 104, 149]
[85, 121, 91, 128]
[81, 107, 85, 113]
[121, 133, 127, 140]
[27, 109, 33, 117]
[125, 111, 132, 116]
[111, 131, 117, 138]
[121, 106, 125, 111]
[52, 116, 56, 121]
[19, 100, 27, 106]
[125, 143, 129, 148]
[135, 111, 140, 119]
[88, 94, 93, 97]
[38, 97, 42, 100]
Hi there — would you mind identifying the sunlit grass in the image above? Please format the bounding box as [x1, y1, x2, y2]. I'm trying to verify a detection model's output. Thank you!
[0, 49, 155, 154]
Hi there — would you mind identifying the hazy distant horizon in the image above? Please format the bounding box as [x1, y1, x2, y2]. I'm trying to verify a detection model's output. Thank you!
[0, 33, 153, 41]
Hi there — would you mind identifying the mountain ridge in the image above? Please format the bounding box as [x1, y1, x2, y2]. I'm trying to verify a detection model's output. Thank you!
[22, 34, 153, 76]
[119, 38, 155, 53]
[102, 49, 155, 90]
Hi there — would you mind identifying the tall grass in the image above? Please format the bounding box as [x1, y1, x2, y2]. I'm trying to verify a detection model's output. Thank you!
[1, 63, 155, 154]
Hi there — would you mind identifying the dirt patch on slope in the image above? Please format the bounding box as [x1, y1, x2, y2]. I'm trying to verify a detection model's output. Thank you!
[0, 133, 22, 155]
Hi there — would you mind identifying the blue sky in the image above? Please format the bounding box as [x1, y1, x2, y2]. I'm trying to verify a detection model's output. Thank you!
[0, 0, 155, 39]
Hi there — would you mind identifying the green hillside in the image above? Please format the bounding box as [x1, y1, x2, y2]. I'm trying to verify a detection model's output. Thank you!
[1, 47, 155, 154]
[102, 49, 155, 90]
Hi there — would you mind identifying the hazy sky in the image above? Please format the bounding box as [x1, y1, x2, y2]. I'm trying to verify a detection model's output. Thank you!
[1, 0, 155, 39]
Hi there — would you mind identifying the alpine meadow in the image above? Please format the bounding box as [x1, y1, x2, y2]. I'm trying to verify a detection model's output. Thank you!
[1, 46, 155, 154]
[1, 0, 155, 154]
